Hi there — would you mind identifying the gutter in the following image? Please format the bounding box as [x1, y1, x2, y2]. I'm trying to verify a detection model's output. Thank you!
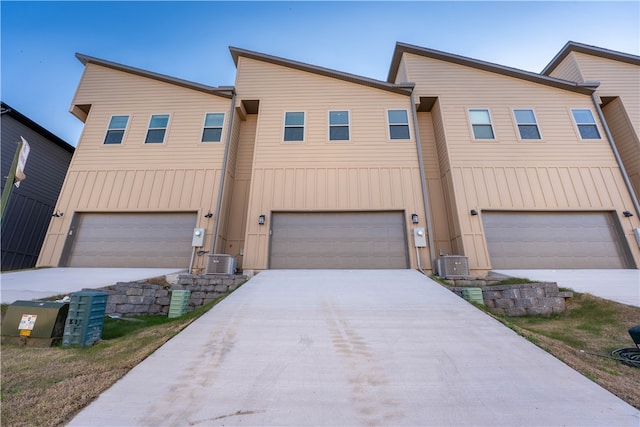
[591, 93, 640, 217]
[210, 89, 237, 254]
[408, 89, 436, 272]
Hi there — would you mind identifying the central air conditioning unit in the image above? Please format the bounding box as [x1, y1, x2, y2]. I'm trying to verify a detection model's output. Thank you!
[205, 254, 236, 275]
[437, 255, 469, 278]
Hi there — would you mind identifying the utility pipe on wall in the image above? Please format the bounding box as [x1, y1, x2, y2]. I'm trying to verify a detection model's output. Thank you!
[591, 92, 640, 218]
[210, 89, 237, 255]
[408, 89, 436, 272]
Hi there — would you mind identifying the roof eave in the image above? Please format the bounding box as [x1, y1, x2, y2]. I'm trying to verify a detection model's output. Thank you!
[1, 102, 74, 152]
[388, 42, 596, 95]
[229, 46, 413, 96]
[75, 53, 234, 99]
[542, 41, 640, 75]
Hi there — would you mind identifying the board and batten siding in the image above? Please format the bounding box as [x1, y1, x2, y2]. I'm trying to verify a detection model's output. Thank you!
[37, 63, 232, 269]
[547, 52, 640, 200]
[234, 57, 429, 270]
[397, 53, 640, 271]
[1, 112, 73, 270]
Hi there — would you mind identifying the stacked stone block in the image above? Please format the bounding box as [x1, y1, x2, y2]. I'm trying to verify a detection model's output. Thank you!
[94, 275, 246, 317]
[449, 281, 573, 316]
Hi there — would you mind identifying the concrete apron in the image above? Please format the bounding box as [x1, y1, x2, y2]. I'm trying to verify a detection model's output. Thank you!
[69, 270, 639, 427]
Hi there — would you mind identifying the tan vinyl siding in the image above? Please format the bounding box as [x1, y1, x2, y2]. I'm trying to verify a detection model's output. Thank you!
[546, 52, 584, 83]
[603, 97, 640, 198]
[569, 52, 640, 135]
[235, 57, 427, 270]
[219, 112, 257, 267]
[402, 52, 640, 271]
[38, 64, 231, 268]
[417, 110, 453, 257]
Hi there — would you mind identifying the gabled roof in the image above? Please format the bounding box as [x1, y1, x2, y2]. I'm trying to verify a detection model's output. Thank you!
[75, 53, 234, 99]
[542, 41, 640, 75]
[387, 42, 597, 95]
[229, 46, 414, 96]
[1, 102, 74, 153]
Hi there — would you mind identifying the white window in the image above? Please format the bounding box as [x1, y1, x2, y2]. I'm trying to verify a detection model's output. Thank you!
[468, 109, 495, 139]
[571, 109, 601, 139]
[103, 115, 129, 144]
[388, 110, 410, 140]
[145, 114, 170, 144]
[329, 111, 349, 141]
[202, 113, 224, 142]
[284, 112, 304, 142]
[513, 109, 541, 140]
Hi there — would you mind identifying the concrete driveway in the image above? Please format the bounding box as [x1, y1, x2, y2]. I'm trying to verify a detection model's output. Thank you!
[495, 269, 640, 307]
[69, 270, 638, 426]
[0, 268, 184, 304]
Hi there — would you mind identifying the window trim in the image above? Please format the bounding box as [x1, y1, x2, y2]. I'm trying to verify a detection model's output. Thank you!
[386, 109, 411, 141]
[145, 114, 171, 144]
[201, 112, 225, 143]
[512, 108, 542, 141]
[103, 115, 129, 145]
[571, 109, 602, 140]
[283, 111, 305, 142]
[468, 108, 496, 140]
[328, 110, 350, 142]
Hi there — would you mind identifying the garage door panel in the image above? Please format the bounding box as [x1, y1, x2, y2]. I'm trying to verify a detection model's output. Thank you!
[66, 213, 196, 268]
[483, 211, 632, 269]
[270, 212, 408, 269]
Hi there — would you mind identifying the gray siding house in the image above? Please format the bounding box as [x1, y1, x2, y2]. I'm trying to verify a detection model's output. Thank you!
[1, 102, 74, 270]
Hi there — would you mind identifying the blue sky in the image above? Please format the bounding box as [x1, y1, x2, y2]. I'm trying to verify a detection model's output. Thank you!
[2, 1, 638, 146]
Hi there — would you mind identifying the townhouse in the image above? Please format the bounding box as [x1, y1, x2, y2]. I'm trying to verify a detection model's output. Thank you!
[37, 42, 640, 276]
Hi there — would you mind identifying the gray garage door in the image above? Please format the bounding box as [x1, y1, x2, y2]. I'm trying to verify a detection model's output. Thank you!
[482, 211, 633, 269]
[270, 211, 408, 269]
[64, 212, 196, 268]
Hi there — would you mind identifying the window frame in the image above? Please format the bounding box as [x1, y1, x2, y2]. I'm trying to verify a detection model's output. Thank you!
[468, 108, 496, 140]
[328, 110, 350, 142]
[283, 111, 305, 142]
[571, 109, 602, 140]
[512, 108, 542, 141]
[387, 109, 411, 141]
[103, 115, 129, 145]
[145, 114, 171, 144]
[201, 112, 225, 143]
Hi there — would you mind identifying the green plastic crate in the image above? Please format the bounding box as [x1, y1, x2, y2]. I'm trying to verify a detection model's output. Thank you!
[462, 288, 485, 305]
[168, 290, 191, 318]
[62, 291, 108, 347]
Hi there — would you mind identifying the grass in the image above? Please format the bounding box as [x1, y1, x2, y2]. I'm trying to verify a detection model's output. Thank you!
[489, 291, 640, 409]
[2, 281, 639, 425]
[0, 288, 238, 427]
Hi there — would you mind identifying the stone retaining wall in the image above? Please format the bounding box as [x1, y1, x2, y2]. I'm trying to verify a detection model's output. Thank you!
[450, 282, 573, 316]
[93, 275, 246, 317]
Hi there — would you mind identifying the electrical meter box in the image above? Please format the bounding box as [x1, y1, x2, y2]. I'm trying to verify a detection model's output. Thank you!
[413, 228, 427, 247]
[1, 300, 69, 347]
[192, 228, 206, 247]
